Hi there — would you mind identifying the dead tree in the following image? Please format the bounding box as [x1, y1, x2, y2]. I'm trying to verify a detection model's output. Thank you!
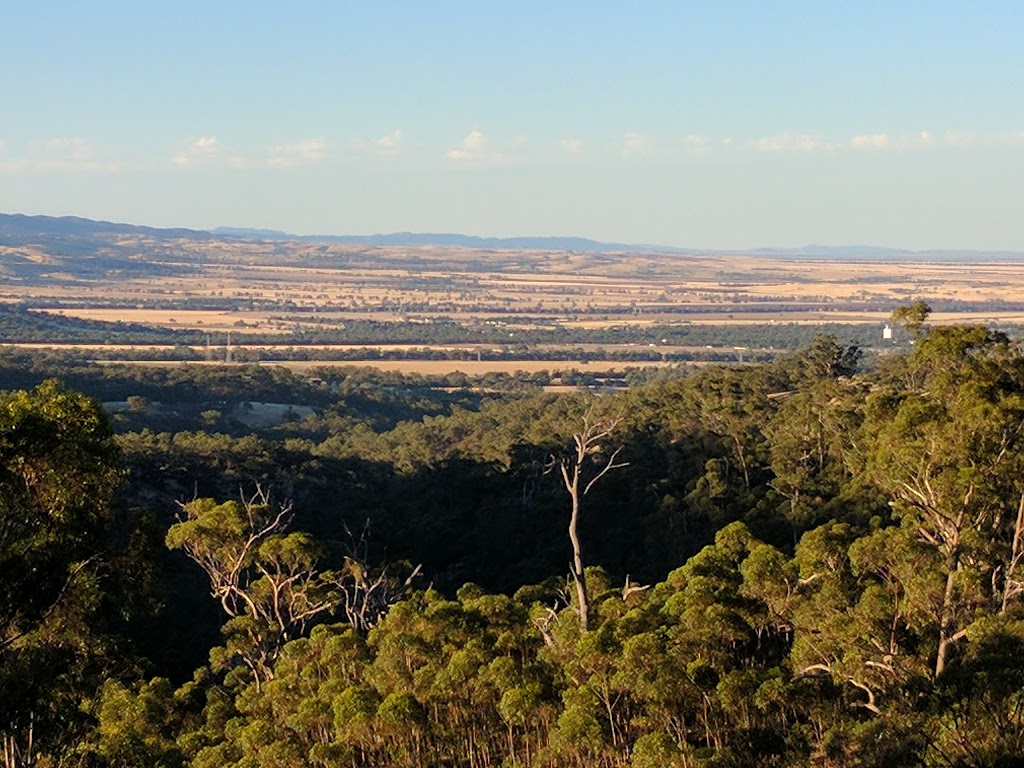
[335, 520, 422, 632]
[168, 487, 338, 684]
[549, 408, 628, 632]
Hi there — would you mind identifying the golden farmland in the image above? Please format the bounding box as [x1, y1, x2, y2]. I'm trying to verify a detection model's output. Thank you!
[6, 242, 1024, 322]
[4, 231, 1024, 371]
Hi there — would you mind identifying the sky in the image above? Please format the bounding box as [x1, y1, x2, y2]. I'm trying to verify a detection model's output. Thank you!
[2, 1, 1023, 250]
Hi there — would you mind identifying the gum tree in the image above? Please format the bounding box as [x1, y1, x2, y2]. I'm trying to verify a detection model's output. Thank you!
[549, 405, 628, 632]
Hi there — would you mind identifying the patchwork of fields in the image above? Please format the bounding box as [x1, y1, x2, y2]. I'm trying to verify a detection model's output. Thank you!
[4, 231, 1024, 370]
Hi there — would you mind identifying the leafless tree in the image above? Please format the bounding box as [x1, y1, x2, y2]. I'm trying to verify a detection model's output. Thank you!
[169, 487, 340, 683]
[335, 520, 422, 632]
[548, 407, 628, 631]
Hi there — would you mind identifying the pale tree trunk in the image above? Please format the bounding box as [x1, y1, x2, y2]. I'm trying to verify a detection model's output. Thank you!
[553, 408, 628, 633]
[934, 551, 961, 679]
[565, 467, 589, 632]
[2, 715, 34, 768]
[1001, 493, 1024, 614]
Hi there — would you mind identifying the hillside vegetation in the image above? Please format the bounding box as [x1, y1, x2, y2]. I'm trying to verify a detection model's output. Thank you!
[3, 322, 1024, 767]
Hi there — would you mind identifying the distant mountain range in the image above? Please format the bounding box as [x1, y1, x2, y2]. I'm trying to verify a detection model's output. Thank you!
[0, 212, 214, 241]
[2, 212, 1023, 261]
[210, 227, 676, 253]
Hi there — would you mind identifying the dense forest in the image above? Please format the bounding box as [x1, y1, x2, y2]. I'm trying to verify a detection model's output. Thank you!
[4, 317, 1024, 767]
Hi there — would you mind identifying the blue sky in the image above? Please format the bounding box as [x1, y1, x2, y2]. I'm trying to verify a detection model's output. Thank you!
[2, 1, 1022, 249]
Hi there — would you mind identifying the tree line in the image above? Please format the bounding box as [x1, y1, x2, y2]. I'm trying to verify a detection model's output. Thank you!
[0, 304, 882, 352]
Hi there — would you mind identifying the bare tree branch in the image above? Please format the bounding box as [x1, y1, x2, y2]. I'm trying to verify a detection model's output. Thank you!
[545, 406, 628, 632]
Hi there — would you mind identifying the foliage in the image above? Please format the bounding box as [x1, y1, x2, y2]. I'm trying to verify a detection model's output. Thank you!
[6, 329, 1024, 766]
[0, 380, 151, 766]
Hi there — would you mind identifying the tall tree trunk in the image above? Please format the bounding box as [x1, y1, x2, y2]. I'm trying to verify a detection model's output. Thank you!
[733, 435, 751, 489]
[567, 471, 589, 632]
[934, 551, 961, 679]
[1001, 493, 1024, 614]
[553, 408, 627, 634]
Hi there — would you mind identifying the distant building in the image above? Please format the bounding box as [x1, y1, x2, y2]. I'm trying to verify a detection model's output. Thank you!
[883, 324, 893, 340]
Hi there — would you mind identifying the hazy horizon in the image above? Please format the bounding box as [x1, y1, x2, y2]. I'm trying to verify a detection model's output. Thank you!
[2, 2, 1023, 251]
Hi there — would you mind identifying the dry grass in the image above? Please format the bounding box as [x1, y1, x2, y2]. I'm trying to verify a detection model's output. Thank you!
[9, 245, 1024, 368]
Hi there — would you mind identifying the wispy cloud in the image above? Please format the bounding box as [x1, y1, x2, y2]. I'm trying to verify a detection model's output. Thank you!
[681, 135, 712, 154]
[447, 129, 485, 160]
[943, 131, 978, 148]
[353, 129, 404, 156]
[748, 128, 1007, 153]
[39, 138, 97, 168]
[172, 136, 219, 167]
[848, 131, 949, 150]
[267, 138, 329, 168]
[939, 130, 1024, 147]
[850, 133, 890, 150]
[192, 136, 218, 153]
[746, 128, 1023, 154]
[623, 132, 653, 158]
[559, 137, 584, 155]
[0, 137, 122, 173]
[756, 133, 834, 152]
[445, 129, 522, 166]
[374, 129, 403, 155]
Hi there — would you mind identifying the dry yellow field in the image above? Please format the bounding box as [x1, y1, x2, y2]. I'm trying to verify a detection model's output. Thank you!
[29, 306, 1024, 333]
[8, 240, 1024, 374]
[9, 247, 1024, 326]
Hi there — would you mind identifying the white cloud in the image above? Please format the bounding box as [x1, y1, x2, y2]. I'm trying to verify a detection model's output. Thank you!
[41, 138, 95, 166]
[351, 130, 403, 156]
[0, 137, 121, 173]
[192, 136, 218, 152]
[173, 136, 220, 167]
[447, 129, 485, 160]
[681, 135, 712, 154]
[941, 131, 1020, 147]
[267, 138, 329, 168]
[374, 129, 403, 155]
[846, 129, 970, 151]
[559, 138, 584, 155]
[756, 133, 833, 152]
[445, 128, 524, 166]
[850, 133, 890, 150]
[943, 131, 977, 147]
[755, 135, 787, 152]
[623, 132, 653, 158]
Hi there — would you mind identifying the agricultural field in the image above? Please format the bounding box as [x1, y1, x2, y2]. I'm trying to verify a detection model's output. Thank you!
[4, 217, 1024, 370]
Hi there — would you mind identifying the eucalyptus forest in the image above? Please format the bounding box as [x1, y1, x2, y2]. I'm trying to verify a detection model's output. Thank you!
[4, 319, 1024, 768]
